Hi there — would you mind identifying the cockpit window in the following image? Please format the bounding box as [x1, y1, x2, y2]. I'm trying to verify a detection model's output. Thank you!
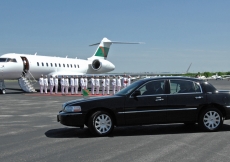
[0, 58, 17, 62]
[0, 58, 7, 62]
[7, 58, 17, 62]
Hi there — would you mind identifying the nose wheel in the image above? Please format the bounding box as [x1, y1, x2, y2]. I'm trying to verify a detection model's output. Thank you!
[0, 79, 6, 94]
[0, 89, 6, 94]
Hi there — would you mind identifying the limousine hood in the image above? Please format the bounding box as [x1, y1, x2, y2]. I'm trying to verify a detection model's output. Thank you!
[62, 95, 124, 109]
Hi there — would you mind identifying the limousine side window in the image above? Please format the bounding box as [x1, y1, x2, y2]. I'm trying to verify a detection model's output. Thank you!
[139, 80, 165, 95]
[169, 80, 201, 94]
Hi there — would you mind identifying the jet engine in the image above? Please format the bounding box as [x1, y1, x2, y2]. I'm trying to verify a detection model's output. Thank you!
[91, 59, 115, 73]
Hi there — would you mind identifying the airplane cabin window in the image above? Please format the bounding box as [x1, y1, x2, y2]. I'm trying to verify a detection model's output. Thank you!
[59, 63, 61, 67]
[70, 64, 72, 68]
[67, 64, 69, 68]
[74, 64, 76, 68]
[42, 63, 44, 66]
[55, 63, 57, 67]
[51, 63, 53, 67]
[46, 63, 48, 67]
[37, 62, 39, 66]
[63, 64, 65, 67]
[78, 65, 79, 68]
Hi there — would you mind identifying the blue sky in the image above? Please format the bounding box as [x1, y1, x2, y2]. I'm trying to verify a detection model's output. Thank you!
[0, 1, 230, 73]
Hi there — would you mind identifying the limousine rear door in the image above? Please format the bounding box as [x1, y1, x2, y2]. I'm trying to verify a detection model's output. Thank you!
[166, 79, 205, 122]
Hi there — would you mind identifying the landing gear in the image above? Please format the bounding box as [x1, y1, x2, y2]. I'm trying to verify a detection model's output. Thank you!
[0, 79, 6, 94]
[0, 89, 6, 94]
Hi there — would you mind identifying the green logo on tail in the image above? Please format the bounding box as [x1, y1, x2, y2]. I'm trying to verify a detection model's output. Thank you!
[95, 46, 110, 57]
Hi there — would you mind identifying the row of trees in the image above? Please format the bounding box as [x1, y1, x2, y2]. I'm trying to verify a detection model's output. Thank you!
[182, 72, 230, 78]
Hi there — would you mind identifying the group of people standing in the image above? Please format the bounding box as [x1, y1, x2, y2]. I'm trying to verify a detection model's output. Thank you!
[39, 75, 59, 94]
[39, 74, 132, 95]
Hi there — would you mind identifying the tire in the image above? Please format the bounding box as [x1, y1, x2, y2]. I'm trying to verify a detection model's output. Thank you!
[88, 111, 114, 136]
[0, 89, 5, 94]
[199, 108, 223, 132]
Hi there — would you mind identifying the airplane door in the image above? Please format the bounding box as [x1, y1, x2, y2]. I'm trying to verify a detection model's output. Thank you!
[20, 57, 29, 74]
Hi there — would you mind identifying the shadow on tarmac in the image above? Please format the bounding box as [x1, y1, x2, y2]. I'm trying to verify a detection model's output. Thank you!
[5, 88, 25, 94]
[45, 123, 230, 138]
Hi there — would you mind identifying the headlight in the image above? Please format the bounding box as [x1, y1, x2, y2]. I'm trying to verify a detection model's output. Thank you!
[64, 106, 81, 112]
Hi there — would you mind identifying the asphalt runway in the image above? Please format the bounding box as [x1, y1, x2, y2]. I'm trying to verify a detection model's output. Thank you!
[1, 79, 230, 162]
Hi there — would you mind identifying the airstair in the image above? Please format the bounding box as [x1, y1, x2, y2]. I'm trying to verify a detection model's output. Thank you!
[18, 71, 37, 92]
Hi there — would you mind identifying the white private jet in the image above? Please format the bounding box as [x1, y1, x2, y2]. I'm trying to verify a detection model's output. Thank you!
[211, 73, 223, 80]
[0, 37, 141, 94]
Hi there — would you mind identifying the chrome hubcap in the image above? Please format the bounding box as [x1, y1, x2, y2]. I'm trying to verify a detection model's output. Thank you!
[203, 111, 220, 130]
[95, 114, 112, 134]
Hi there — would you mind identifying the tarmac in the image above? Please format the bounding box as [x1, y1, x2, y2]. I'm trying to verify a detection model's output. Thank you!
[1, 79, 230, 162]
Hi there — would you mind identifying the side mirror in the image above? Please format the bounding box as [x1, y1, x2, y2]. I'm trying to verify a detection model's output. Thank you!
[133, 90, 141, 97]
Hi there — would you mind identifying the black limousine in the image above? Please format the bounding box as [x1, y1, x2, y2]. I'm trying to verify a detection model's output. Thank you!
[57, 77, 230, 136]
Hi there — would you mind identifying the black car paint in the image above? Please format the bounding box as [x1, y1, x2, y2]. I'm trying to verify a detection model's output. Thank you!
[58, 77, 230, 128]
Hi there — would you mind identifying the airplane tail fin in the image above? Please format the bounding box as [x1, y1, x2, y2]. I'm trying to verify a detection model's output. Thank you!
[88, 37, 142, 60]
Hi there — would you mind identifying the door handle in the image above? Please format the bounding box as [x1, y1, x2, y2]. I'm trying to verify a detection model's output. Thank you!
[155, 97, 164, 101]
[195, 96, 203, 99]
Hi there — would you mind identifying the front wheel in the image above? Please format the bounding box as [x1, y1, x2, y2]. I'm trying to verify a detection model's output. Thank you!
[199, 108, 223, 132]
[0, 89, 6, 94]
[88, 111, 114, 136]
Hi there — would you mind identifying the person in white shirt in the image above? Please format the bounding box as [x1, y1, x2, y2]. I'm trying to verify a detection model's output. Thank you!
[95, 76, 100, 95]
[54, 75, 59, 94]
[61, 76, 65, 95]
[65, 76, 69, 94]
[70, 75, 75, 95]
[101, 76, 106, 95]
[105, 75, 110, 95]
[91, 75, 95, 95]
[80, 75, 85, 91]
[74, 75, 79, 94]
[117, 76, 121, 92]
[122, 74, 128, 89]
[84, 76, 88, 89]
[49, 75, 54, 94]
[44, 75, 48, 94]
[127, 75, 131, 86]
[39, 74, 44, 94]
[112, 76, 116, 95]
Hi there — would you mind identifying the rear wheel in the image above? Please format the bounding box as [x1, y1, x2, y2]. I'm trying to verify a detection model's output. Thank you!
[199, 108, 223, 131]
[88, 111, 114, 136]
